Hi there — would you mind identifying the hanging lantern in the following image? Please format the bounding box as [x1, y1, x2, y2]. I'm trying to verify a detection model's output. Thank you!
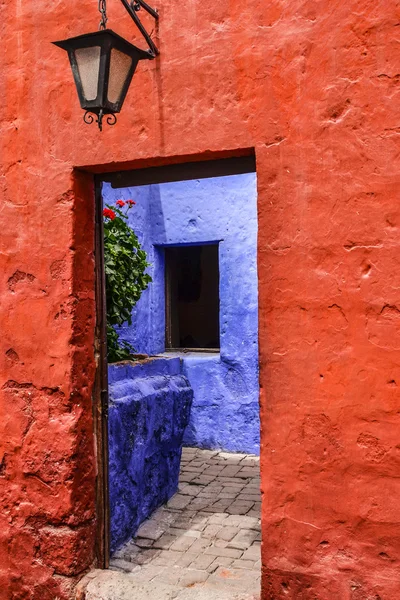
[53, 0, 159, 131]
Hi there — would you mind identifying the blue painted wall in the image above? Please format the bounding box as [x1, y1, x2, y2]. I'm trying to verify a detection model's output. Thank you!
[103, 172, 259, 454]
[108, 357, 193, 553]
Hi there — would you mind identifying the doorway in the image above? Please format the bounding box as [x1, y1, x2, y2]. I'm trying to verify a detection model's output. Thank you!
[93, 156, 261, 596]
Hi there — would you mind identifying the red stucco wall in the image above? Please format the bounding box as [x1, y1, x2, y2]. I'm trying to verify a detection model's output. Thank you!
[1, 0, 400, 598]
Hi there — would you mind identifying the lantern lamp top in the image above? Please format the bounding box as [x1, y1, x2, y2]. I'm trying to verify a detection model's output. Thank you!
[53, 29, 151, 61]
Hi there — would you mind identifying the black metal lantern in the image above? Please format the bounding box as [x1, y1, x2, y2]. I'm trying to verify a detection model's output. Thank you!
[53, 0, 159, 131]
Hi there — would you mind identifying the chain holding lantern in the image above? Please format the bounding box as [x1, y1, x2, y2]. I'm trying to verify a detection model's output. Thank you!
[52, 0, 159, 131]
[98, 0, 108, 29]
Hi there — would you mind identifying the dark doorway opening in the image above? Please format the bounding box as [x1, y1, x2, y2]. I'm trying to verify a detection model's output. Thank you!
[165, 244, 220, 351]
[93, 152, 259, 571]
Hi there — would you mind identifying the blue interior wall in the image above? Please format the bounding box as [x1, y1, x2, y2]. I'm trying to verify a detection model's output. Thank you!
[103, 172, 260, 454]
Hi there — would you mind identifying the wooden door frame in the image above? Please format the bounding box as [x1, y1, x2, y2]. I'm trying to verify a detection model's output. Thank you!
[93, 175, 110, 569]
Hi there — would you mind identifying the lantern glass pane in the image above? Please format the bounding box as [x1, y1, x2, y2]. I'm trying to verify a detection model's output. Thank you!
[75, 46, 101, 101]
[108, 48, 132, 103]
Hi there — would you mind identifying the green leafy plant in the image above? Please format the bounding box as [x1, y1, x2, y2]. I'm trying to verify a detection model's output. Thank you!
[103, 200, 151, 362]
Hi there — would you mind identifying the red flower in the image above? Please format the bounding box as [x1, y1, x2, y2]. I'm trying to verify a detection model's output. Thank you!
[116, 200, 125, 207]
[103, 208, 116, 220]
[127, 200, 136, 206]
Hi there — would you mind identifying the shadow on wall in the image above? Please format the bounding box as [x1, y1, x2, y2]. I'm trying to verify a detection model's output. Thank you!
[103, 172, 259, 454]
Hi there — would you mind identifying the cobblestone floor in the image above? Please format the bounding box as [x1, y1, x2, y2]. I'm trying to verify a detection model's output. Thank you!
[82, 448, 261, 600]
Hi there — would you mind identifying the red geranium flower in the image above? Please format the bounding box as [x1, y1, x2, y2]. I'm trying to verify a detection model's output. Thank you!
[116, 200, 125, 207]
[127, 200, 136, 206]
[103, 208, 116, 220]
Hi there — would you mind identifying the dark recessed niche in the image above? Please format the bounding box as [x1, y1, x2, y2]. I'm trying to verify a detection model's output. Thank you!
[165, 244, 220, 351]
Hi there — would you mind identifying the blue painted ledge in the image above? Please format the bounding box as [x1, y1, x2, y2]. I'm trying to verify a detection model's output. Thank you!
[108, 357, 193, 553]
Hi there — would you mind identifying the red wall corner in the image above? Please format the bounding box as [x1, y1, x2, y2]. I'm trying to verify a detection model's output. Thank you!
[0, 169, 97, 599]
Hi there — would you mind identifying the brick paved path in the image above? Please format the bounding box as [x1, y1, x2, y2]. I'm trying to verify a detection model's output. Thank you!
[81, 448, 261, 600]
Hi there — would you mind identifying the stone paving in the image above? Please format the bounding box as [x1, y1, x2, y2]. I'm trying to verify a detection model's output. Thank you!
[81, 448, 261, 600]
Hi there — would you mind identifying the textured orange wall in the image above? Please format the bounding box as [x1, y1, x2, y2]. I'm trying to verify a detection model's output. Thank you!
[1, 0, 400, 598]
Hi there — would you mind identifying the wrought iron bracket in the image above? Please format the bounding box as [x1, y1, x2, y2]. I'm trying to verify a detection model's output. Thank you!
[84, 110, 117, 131]
[120, 0, 159, 58]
